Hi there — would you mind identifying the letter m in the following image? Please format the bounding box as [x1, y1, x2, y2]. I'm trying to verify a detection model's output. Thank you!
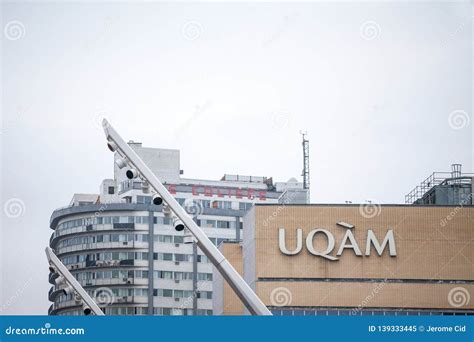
[365, 230, 397, 256]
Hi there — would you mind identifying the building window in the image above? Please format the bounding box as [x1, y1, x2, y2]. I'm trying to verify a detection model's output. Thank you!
[160, 289, 173, 297]
[201, 200, 211, 208]
[155, 271, 173, 279]
[135, 216, 149, 224]
[196, 291, 212, 299]
[216, 221, 230, 229]
[200, 220, 216, 228]
[196, 309, 212, 316]
[174, 272, 192, 280]
[239, 202, 252, 211]
[157, 253, 173, 261]
[154, 217, 171, 225]
[78, 201, 93, 206]
[174, 254, 188, 262]
[108, 186, 115, 195]
[211, 201, 232, 210]
[196, 255, 209, 263]
[197, 273, 213, 281]
[137, 196, 152, 204]
[155, 235, 173, 243]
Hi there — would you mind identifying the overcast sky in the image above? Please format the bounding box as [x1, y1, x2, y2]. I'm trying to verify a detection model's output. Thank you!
[1, 0, 472, 314]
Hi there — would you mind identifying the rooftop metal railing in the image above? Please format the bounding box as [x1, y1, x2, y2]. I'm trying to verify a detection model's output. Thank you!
[405, 171, 474, 204]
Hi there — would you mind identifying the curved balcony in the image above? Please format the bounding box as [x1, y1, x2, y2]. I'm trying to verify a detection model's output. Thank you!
[54, 259, 148, 273]
[50, 203, 161, 230]
[75, 277, 148, 287]
[54, 241, 148, 255]
[49, 297, 148, 316]
[49, 202, 245, 231]
[49, 303, 82, 316]
[50, 224, 146, 247]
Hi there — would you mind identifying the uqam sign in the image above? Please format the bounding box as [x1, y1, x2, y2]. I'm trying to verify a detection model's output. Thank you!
[278, 222, 397, 261]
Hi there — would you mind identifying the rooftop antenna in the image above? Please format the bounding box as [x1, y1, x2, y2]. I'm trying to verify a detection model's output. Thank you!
[300, 131, 310, 203]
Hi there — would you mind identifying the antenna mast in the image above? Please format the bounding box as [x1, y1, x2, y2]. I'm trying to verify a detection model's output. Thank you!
[300, 131, 310, 203]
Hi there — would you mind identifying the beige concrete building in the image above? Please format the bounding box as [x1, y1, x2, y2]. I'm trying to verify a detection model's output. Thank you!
[214, 204, 474, 316]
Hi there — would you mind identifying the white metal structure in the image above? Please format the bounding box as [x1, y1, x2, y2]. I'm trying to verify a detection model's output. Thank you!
[102, 119, 272, 316]
[45, 246, 105, 316]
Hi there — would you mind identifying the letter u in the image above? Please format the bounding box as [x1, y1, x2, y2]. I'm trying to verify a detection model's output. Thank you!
[278, 228, 302, 255]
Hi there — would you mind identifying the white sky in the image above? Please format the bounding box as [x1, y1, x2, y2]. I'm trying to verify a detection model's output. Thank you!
[1, 0, 472, 314]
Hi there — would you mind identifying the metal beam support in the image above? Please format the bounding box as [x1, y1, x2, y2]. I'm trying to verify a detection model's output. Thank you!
[300, 131, 310, 202]
[45, 247, 104, 316]
[102, 119, 271, 316]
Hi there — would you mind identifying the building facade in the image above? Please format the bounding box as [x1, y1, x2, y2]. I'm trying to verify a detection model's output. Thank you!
[215, 205, 474, 316]
[48, 142, 307, 315]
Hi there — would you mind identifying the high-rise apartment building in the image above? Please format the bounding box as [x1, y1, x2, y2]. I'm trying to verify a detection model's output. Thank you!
[48, 142, 307, 315]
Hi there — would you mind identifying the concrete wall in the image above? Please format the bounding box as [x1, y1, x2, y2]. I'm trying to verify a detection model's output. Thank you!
[253, 205, 473, 281]
[213, 242, 244, 315]
[114, 144, 181, 185]
[243, 207, 257, 292]
[219, 205, 474, 314]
